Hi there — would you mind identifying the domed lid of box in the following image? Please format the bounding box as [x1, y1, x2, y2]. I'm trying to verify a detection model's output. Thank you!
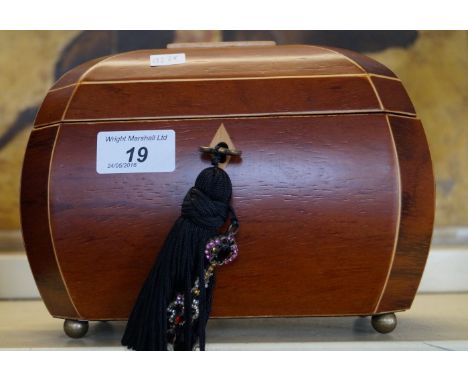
[34, 43, 416, 128]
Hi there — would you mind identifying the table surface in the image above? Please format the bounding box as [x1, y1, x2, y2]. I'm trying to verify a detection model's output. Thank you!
[1, 293, 467, 350]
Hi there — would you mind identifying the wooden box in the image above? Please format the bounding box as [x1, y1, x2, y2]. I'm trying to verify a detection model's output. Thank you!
[21, 42, 434, 337]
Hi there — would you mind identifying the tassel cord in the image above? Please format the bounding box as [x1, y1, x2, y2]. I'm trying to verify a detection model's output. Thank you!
[122, 166, 236, 351]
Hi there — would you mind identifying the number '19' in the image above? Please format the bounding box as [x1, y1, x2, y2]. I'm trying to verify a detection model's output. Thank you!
[126, 147, 148, 163]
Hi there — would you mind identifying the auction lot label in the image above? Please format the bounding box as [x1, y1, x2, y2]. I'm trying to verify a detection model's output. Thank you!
[96, 130, 175, 174]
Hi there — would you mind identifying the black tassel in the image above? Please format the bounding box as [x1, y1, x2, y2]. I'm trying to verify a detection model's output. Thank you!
[121, 165, 238, 351]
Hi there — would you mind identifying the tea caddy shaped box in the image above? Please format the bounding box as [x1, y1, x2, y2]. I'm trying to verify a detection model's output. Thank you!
[21, 42, 434, 338]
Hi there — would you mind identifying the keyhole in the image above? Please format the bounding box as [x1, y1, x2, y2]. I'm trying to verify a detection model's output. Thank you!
[214, 142, 229, 163]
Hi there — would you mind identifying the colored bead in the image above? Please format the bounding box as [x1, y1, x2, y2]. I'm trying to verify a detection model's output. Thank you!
[167, 233, 239, 333]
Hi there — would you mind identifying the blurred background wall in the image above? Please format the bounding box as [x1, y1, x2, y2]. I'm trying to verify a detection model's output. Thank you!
[0, 30, 467, 251]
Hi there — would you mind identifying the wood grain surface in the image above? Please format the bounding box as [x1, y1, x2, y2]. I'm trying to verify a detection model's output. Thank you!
[371, 77, 416, 115]
[21, 125, 78, 318]
[82, 45, 364, 81]
[34, 85, 75, 127]
[377, 116, 435, 312]
[63, 77, 381, 122]
[42, 114, 399, 319]
[328, 46, 397, 78]
[33, 45, 415, 128]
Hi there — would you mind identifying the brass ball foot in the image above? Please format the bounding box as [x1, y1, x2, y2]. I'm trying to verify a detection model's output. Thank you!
[64, 319, 89, 338]
[371, 313, 397, 334]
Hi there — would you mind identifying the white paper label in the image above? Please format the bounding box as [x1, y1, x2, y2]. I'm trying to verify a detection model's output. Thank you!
[149, 53, 186, 66]
[96, 130, 175, 174]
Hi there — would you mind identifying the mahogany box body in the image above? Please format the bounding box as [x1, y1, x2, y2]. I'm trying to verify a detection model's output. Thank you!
[21, 43, 434, 325]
